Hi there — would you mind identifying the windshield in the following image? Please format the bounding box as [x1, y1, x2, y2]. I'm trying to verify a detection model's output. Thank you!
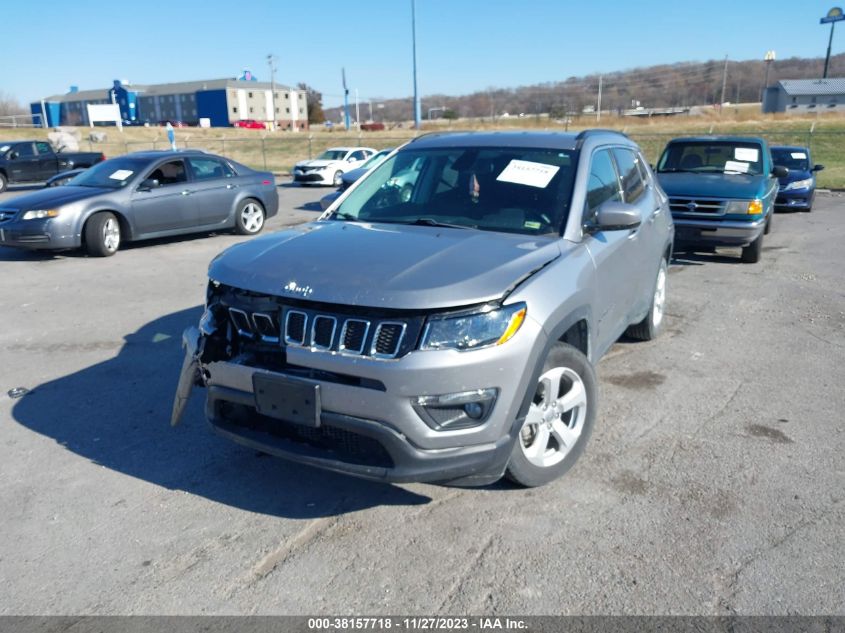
[317, 150, 348, 161]
[771, 148, 810, 171]
[68, 157, 148, 189]
[331, 146, 578, 236]
[657, 141, 764, 176]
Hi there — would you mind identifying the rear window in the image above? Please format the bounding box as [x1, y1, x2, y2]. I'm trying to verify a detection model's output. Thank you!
[657, 141, 764, 176]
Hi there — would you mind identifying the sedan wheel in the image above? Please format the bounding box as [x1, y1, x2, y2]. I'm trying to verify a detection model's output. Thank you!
[84, 212, 121, 257]
[235, 200, 265, 235]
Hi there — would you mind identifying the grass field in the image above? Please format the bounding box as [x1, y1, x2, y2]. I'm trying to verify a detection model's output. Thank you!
[3, 108, 845, 187]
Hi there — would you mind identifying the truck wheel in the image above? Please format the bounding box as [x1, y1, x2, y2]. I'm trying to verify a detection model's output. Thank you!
[0, 172, 7, 193]
[234, 199, 265, 235]
[764, 214, 772, 235]
[84, 212, 121, 257]
[505, 342, 597, 487]
[626, 257, 667, 341]
[741, 232, 763, 264]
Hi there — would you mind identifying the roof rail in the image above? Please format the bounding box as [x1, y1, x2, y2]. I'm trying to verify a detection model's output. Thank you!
[574, 128, 629, 141]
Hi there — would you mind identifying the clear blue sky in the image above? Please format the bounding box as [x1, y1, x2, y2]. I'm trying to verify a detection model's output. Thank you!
[2, 0, 841, 108]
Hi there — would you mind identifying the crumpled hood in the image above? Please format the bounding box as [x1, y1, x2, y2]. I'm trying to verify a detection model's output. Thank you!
[209, 221, 563, 310]
[0, 186, 109, 211]
[295, 159, 339, 169]
[657, 172, 767, 199]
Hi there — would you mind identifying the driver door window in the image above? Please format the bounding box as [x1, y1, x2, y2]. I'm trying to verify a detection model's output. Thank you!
[148, 159, 188, 186]
[584, 149, 621, 224]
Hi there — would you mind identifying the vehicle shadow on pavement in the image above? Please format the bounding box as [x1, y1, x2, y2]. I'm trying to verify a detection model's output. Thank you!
[671, 249, 742, 266]
[11, 305, 431, 518]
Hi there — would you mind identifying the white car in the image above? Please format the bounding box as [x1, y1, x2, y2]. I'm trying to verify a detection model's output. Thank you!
[293, 146, 376, 186]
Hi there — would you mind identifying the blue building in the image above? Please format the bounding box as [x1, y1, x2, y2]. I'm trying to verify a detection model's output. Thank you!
[31, 78, 308, 129]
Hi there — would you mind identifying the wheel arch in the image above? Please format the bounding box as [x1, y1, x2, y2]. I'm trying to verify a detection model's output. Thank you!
[80, 209, 133, 243]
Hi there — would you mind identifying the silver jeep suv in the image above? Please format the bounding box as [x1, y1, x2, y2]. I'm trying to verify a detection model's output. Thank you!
[173, 131, 674, 487]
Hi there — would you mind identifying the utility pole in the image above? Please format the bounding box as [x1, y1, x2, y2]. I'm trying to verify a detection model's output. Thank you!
[411, 0, 421, 129]
[267, 53, 278, 131]
[596, 75, 603, 122]
[719, 55, 729, 111]
[355, 88, 360, 130]
[369, 100, 373, 122]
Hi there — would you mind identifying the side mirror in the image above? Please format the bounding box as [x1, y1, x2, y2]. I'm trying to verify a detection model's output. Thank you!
[8, 151, 19, 160]
[772, 165, 789, 178]
[138, 178, 160, 191]
[813, 164, 825, 172]
[593, 201, 642, 231]
[348, 156, 358, 162]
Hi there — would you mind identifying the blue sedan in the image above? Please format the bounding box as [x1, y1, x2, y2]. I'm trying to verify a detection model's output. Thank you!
[772, 146, 824, 212]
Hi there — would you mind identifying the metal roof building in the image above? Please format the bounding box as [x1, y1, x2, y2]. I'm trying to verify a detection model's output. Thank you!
[31, 78, 308, 129]
[762, 78, 845, 113]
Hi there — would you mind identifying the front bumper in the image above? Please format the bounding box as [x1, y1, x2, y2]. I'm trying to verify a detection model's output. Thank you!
[175, 315, 545, 485]
[775, 188, 814, 210]
[672, 215, 766, 248]
[293, 171, 331, 185]
[0, 219, 79, 250]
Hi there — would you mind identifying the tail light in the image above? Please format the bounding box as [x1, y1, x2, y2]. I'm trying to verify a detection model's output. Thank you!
[100, 154, 106, 161]
[262, 179, 272, 185]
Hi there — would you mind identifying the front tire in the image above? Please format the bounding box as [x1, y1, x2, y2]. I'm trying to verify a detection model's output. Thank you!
[626, 258, 668, 341]
[84, 212, 121, 257]
[505, 343, 597, 487]
[741, 232, 763, 264]
[235, 199, 265, 235]
[764, 214, 772, 235]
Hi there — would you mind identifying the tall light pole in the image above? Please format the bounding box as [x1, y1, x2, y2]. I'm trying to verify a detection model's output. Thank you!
[267, 53, 278, 130]
[761, 50, 776, 105]
[411, 0, 421, 129]
[821, 7, 845, 78]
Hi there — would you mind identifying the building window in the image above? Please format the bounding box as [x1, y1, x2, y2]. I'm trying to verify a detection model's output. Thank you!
[285, 93, 289, 99]
[248, 92, 253, 98]
[811, 96, 817, 104]
[249, 107, 254, 113]
[232, 107, 238, 113]
[275, 107, 279, 113]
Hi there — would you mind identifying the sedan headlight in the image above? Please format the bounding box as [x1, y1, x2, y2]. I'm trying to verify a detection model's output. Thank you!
[21, 209, 61, 220]
[420, 303, 527, 351]
[725, 199, 763, 215]
[783, 178, 813, 191]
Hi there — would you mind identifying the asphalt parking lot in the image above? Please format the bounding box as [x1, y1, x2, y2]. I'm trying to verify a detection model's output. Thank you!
[0, 181, 843, 615]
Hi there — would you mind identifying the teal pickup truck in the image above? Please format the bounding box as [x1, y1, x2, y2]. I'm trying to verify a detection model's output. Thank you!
[655, 137, 786, 263]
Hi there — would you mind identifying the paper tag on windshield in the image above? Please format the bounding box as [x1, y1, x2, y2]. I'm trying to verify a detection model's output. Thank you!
[724, 160, 750, 173]
[0, 145, 9, 152]
[734, 148, 759, 162]
[497, 160, 559, 188]
[109, 169, 133, 181]
[791, 152, 807, 159]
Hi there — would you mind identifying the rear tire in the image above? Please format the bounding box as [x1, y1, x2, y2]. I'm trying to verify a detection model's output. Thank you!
[741, 232, 763, 264]
[626, 257, 668, 341]
[84, 212, 121, 257]
[234, 199, 265, 235]
[505, 343, 597, 488]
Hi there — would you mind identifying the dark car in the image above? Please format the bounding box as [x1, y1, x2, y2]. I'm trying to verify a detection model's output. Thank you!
[0, 150, 278, 257]
[173, 130, 674, 487]
[771, 146, 824, 212]
[655, 136, 786, 263]
[0, 140, 105, 193]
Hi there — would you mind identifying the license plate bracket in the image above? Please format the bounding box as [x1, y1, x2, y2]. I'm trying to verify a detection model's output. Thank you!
[253, 374, 321, 427]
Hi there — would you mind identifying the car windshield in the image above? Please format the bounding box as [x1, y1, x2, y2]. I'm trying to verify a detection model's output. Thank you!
[771, 148, 810, 171]
[317, 150, 348, 161]
[331, 146, 578, 236]
[657, 141, 764, 176]
[67, 157, 148, 188]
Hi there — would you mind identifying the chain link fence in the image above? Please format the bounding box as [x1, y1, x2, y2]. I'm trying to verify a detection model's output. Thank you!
[70, 128, 845, 188]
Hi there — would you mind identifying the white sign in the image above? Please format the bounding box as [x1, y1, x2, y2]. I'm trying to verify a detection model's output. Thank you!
[497, 159, 560, 188]
[791, 152, 807, 159]
[199, 118, 211, 128]
[724, 160, 750, 173]
[109, 169, 133, 181]
[734, 147, 759, 162]
[86, 103, 122, 130]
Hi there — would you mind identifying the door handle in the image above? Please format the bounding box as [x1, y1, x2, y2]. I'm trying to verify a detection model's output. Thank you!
[181, 189, 192, 196]
[226, 184, 238, 190]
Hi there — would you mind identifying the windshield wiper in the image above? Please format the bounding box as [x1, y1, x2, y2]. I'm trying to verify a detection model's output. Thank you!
[331, 211, 359, 222]
[406, 217, 476, 230]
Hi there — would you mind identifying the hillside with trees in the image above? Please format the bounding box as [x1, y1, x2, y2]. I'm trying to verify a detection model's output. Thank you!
[324, 53, 845, 124]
